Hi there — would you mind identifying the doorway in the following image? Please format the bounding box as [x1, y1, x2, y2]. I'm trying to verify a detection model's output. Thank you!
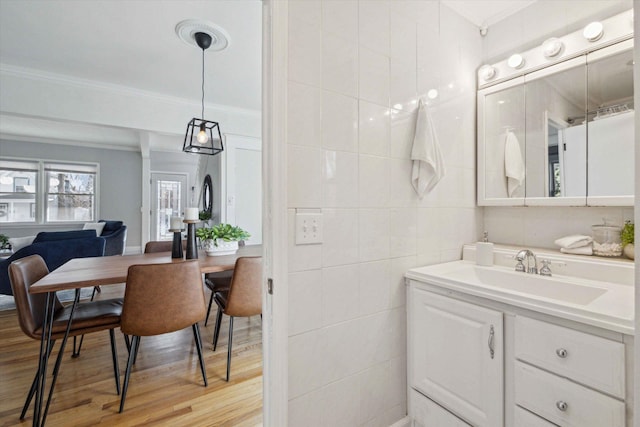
[150, 172, 187, 241]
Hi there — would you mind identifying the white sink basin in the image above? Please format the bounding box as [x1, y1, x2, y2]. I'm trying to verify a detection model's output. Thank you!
[425, 263, 608, 305]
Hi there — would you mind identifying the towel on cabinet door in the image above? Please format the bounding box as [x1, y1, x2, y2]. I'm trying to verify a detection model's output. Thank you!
[410, 99, 445, 198]
[504, 130, 525, 197]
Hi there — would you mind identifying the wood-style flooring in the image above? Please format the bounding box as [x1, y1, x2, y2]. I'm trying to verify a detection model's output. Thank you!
[0, 284, 263, 427]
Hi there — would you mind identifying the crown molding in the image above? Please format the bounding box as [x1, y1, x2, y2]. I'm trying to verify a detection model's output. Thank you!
[0, 132, 141, 151]
[0, 63, 261, 118]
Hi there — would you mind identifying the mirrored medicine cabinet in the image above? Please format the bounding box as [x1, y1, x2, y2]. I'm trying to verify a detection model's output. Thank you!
[477, 39, 634, 206]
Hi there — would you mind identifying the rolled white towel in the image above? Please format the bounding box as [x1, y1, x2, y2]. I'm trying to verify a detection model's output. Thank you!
[554, 234, 593, 249]
[560, 244, 593, 256]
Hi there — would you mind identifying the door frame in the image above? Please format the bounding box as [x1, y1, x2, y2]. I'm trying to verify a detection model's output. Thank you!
[262, 1, 288, 425]
[149, 172, 188, 241]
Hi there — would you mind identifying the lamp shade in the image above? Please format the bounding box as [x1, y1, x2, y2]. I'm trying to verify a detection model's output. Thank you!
[182, 118, 224, 155]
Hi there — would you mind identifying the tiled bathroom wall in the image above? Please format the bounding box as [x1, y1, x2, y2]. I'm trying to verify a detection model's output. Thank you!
[482, 0, 634, 249]
[286, 1, 481, 425]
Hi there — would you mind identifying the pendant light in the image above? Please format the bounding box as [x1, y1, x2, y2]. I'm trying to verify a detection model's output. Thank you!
[182, 31, 223, 155]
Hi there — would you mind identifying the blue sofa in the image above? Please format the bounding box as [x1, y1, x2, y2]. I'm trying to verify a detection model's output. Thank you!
[0, 230, 106, 296]
[99, 220, 127, 256]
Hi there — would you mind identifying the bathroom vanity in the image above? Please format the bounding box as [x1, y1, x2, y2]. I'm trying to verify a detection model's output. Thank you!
[406, 244, 634, 427]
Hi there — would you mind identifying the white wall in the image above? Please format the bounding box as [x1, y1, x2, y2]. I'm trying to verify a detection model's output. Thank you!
[482, 0, 635, 249]
[285, 2, 481, 425]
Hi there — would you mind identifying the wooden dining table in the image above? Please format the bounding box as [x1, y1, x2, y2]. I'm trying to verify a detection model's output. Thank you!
[28, 251, 241, 427]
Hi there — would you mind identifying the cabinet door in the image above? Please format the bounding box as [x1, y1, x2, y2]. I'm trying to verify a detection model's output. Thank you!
[410, 389, 471, 427]
[409, 288, 504, 427]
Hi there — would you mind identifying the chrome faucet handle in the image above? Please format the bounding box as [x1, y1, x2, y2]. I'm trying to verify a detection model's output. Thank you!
[539, 259, 552, 276]
[515, 259, 526, 272]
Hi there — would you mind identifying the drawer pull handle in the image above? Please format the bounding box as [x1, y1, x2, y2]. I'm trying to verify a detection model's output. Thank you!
[556, 401, 568, 411]
[488, 325, 495, 359]
[556, 348, 568, 358]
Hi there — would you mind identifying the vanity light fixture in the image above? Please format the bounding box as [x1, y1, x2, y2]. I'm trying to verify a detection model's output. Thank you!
[480, 65, 497, 81]
[177, 20, 227, 156]
[583, 21, 604, 41]
[507, 54, 525, 69]
[542, 38, 563, 58]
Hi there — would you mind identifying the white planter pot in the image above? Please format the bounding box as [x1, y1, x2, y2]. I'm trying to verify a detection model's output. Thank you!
[204, 239, 239, 256]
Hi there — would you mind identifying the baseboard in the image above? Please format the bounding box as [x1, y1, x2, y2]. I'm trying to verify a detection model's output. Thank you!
[389, 416, 412, 427]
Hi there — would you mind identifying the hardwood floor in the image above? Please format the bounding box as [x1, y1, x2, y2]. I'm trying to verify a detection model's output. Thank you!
[0, 284, 263, 427]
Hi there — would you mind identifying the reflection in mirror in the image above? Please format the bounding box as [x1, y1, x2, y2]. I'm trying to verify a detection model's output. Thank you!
[546, 113, 587, 199]
[482, 82, 525, 202]
[586, 48, 634, 198]
[525, 59, 586, 200]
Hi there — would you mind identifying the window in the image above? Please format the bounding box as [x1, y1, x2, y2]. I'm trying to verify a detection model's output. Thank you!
[0, 159, 98, 224]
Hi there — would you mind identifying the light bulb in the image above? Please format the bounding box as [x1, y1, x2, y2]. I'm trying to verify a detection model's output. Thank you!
[196, 123, 209, 144]
[583, 21, 603, 41]
[507, 54, 524, 69]
[542, 38, 563, 58]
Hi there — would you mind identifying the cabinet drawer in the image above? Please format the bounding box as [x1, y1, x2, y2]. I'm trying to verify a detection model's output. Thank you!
[410, 389, 470, 427]
[515, 362, 625, 427]
[514, 316, 624, 398]
[514, 406, 558, 426]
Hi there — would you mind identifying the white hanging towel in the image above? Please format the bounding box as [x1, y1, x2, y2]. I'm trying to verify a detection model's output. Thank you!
[504, 130, 525, 197]
[411, 99, 445, 198]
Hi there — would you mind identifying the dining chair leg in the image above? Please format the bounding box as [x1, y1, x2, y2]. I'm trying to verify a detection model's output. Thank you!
[213, 307, 223, 351]
[119, 335, 139, 413]
[133, 337, 141, 365]
[72, 334, 85, 357]
[20, 339, 56, 420]
[226, 317, 234, 382]
[192, 324, 208, 386]
[91, 285, 101, 301]
[123, 333, 131, 353]
[109, 329, 121, 395]
[204, 292, 214, 326]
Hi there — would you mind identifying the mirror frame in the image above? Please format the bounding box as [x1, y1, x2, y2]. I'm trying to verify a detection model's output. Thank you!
[202, 174, 213, 217]
[477, 41, 634, 207]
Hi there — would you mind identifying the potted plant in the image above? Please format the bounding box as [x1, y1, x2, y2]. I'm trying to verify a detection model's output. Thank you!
[196, 223, 250, 256]
[0, 234, 10, 254]
[621, 220, 634, 260]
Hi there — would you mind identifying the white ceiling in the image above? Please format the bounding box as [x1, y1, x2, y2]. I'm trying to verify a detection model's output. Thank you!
[0, 0, 262, 112]
[442, 0, 537, 27]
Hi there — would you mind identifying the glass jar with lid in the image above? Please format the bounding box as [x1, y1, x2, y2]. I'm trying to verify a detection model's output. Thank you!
[592, 223, 622, 257]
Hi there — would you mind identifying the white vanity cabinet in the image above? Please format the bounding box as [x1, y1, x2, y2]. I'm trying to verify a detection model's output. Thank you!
[408, 286, 504, 427]
[408, 278, 632, 427]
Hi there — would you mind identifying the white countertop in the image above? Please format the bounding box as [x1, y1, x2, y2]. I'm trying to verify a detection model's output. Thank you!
[406, 256, 634, 335]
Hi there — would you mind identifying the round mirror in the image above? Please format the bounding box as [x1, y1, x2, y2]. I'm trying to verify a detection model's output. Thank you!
[202, 174, 213, 217]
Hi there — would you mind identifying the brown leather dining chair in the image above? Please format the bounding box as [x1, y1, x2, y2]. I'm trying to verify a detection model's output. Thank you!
[8, 255, 122, 423]
[212, 256, 262, 381]
[143, 239, 186, 254]
[119, 260, 208, 413]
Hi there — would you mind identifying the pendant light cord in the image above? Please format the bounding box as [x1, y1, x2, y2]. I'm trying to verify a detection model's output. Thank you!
[201, 48, 205, 119]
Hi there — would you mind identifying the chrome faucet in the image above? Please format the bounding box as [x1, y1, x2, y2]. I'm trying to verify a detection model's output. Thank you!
[515, 249, 538, 274]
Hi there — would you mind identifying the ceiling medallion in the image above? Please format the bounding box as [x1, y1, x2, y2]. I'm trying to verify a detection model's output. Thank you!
[175, 19, 231, 51]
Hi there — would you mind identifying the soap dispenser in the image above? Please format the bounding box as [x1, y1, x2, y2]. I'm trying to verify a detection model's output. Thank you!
[476, 231, 494, 266]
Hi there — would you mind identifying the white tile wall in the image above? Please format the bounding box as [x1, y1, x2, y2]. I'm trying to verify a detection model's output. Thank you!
[286, 1, 482, 425]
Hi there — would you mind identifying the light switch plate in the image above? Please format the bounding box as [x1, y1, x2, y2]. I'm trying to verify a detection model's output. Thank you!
[295, 212, 323, 245]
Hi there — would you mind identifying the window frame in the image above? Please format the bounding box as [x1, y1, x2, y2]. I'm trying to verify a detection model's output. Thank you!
[0, 157, 99, 226]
